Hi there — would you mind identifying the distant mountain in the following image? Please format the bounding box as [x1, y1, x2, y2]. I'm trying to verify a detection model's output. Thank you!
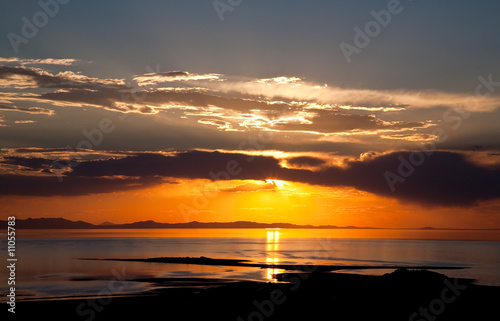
[0, 217, 375, 229]
[1, 218, 498, 231]
[0, 217, 95, 229]
[99, 221, 116, 226]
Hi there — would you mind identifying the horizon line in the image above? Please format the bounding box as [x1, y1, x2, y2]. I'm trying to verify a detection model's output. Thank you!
[5, 217, 500, 231]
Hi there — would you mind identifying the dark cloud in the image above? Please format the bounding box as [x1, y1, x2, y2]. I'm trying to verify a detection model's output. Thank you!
[0, 174, 161, 196]
[0, 151, 281, 196]
[0, 65, 58, 87]
[2, 150, 499, 207]
[69, 151, 281, 180]
[287, 156, 325, 167]
[0, 66, 125, 90]
[3, 156, 54, 170]
[279, 151, 500, 207]
[38, 88, 123, 110]
[158, 71, 189, 77]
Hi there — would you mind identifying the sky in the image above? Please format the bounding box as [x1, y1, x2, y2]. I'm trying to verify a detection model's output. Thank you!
[1, 0, 500, 228]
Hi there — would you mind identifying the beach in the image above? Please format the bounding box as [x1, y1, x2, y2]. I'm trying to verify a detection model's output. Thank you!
[11, 268, 500, 321]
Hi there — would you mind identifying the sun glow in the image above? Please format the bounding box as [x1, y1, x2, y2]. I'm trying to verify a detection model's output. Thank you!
[265, 179, 287, 188]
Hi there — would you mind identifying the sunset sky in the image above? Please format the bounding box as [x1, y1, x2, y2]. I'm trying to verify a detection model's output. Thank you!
[1, 0, 500, 228]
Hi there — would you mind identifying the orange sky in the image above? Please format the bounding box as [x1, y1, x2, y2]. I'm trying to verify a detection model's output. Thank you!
[2, 1, 500, 235]
[2, 178, 499, 229]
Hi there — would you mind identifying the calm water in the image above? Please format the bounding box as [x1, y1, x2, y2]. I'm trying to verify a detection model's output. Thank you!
[1, 228, 500, 300]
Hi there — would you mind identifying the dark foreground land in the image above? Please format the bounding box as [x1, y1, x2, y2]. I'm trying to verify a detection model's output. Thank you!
[8, 268, 500, 321]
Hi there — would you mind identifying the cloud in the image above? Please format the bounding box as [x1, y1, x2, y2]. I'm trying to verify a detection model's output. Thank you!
[206, 77, 500, 112]
[2, 156, 54, 170]
[67, 151, 281, 180]
[132, 90, 289, 113]
[0, 65, 125, 90]
[3, 62, 499, 133]
[0, 174, 161, 196]
[54, 71, 125, 86]
[256, 76, 302, 85]
[280, 151, 500, 207]
[271, 109, 428, 134]
[0, 104, 55, 115]
[198, 118, 238, 131]
[2, 150, 499, 207]
[0, 65, 290, 116]
[380, 133, 438, 142]
[70, 151, 500, 207]
[0, 57, 79, 66]
[222, 181, 278, 192]
[133, 71, 221, 86]
[34, 88, 124, 111]
[287, 156, 326, 168]
[0, 60, 497, 154]
[0, 148, 136, 165]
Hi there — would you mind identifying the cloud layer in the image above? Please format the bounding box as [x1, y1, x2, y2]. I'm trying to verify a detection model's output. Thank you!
[2, 150, 499, 207]
[2, 61, 498, 145]
[1, 58, 500, 210]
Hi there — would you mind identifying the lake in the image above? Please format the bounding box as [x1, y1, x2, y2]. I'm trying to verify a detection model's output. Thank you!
[2, 228, 500, 300]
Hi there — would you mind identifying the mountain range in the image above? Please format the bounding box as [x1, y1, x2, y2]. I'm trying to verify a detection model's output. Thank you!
[0, 217, 370, 229]
[2, 218, 497, 230]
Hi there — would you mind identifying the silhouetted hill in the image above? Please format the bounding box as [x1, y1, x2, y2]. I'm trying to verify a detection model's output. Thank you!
[99, 221, 115, 226]
[0, 217, 374, 229]
[4, 218, 496, 230]
[0, 217, 95, 229]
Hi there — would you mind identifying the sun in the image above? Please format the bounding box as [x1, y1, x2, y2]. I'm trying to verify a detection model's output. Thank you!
[266, 179, 287, 188]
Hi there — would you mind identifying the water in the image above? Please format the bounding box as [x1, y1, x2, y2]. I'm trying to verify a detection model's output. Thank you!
[1, 228, 500, 300]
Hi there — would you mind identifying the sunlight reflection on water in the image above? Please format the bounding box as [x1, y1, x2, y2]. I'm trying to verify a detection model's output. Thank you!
[266, 230, 284, 282]
[1, 228, 499, 299]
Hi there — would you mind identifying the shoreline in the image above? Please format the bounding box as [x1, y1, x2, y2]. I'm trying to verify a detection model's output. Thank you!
[88, 256, 468, 272]
[7, 269, 500, 321]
